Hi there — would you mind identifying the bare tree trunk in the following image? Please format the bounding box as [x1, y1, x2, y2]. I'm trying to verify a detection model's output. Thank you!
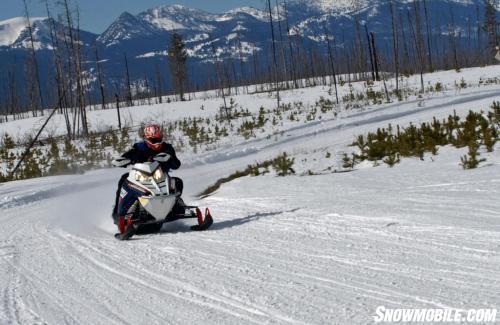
[115, 93, 122, 130]
[370, 32, 381, 81]
[400, 13, 412, 74]
[449, 7, 460, 70]
[365, 25, 376, 81]
[476, 5, 482, 63]
[354, 17, 366, 79]
[407, 9, 425, 92]
[8, 69, 17, 120]
[144, 75, 151, 105]
[283, 0, 298, 89]
[267, 0, 281, 107]
[94, 43, 106, 110]
[23, 0, 45, 115]
[62, 0, 86, 136]
[413, 0, 426, 75]
[124, 53, 133, 107]
[423, 0, 434, 71]
[276, 0, 288, 83]
[236, 33, 249, 94]
[75, 8, 88, 135]
[323, 24, 339, 104]
[155, 63, 163, 104]
[46, 3, 71, 138]
[209, 37, 229, 119]
[390, 0, 400, 93]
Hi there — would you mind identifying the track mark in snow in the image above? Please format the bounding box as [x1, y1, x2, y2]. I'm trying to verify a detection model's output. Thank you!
[0, 245, 17, 259]
[1, 77, 499, 324]
[0, 243, 48, 325]
[56, 232, 307, 324]
[260, 89, 500, 150]
[55, 234, 279, 324]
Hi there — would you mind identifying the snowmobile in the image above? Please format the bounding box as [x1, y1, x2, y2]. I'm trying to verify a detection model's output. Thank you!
[112, 156, 213, 240]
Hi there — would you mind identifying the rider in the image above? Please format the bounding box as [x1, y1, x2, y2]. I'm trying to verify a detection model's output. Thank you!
[111, 124, 182, 220]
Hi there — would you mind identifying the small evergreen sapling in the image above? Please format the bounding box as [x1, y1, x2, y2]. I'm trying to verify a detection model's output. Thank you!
[460, 141, 486, 169]
[342, 153, 356, 169]
[383, 152, 401, 167]
[272, 152, 295, 176]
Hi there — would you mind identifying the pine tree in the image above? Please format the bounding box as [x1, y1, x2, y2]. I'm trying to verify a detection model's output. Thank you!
[460, 141, 486, 169]
[63, 138, 77, 159]
[480, 117, 496, 152]
[117, 127, 130, 153]
[272, 152, 295, 176]
[383, 152, 401, 167]
[342, 153, 356, 169]
[1, 133, 15, 151]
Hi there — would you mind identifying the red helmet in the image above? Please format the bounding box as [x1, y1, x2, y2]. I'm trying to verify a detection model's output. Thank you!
[144, 124, 163, 151]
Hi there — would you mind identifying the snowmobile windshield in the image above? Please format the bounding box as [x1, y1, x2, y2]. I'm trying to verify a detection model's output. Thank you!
[134, 167, 164, 183]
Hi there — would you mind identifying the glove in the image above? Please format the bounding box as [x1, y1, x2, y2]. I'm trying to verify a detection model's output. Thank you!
[154, 153, 171, 163]
[112, 157, 131, 168]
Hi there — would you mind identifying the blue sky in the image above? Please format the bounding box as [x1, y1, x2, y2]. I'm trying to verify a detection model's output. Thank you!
[1, 0, 266, 33]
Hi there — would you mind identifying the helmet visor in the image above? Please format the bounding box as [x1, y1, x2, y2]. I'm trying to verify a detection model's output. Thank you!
[148, 137, 162, 144]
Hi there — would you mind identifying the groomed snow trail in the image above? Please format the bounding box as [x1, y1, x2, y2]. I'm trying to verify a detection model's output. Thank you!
[1, 77, 500, 324]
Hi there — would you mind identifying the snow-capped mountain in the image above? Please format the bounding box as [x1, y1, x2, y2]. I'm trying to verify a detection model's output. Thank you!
[0, 17, 52, 49]
[287, 0, 369, 14]
[94, 0, 496, 61]
[139, 4, 218, 32]
[1, 0, 498, 53]
[0, 16, 96, 50]
[0, 0, 498, 104]
[223, 7, 270, 22]
[97, 12, 160, 46]
[93, 4, 276, 67]
[2, 1, 496, 55]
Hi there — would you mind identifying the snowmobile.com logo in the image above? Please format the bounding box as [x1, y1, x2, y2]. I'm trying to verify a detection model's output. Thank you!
[373, 306, 497, 323]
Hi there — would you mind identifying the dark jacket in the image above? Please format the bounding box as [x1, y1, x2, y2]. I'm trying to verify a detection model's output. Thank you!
[122, 141, 181, 171]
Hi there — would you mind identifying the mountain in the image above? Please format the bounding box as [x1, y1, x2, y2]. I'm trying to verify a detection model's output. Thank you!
[139, 4, 218, 31]
[98, 12, 160, 46]
[1, 1, 497, 54]
[93, 0, 497, 70]
[0, 17, 53, 49]
[0, 16, 96, 50]
[97, 4, 271, 62]
[0, 0, 498, 107]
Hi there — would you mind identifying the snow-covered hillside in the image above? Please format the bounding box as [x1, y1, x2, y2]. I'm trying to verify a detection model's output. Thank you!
[2, 65, 500, 140]
[0, 66, 499, 324]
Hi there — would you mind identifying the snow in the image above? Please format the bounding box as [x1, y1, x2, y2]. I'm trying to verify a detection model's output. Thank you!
[140, 5, 216, 32]
[287, 0, 370, 13]
[2, 65, 500, 140]
[232, 24, 248, 32]
[185, 33, 210, 43]
[224, 7, 269, 22]
[145, 15, 186, 31]
[0, 16, 46, 47]
[136, 50, 167, 59]
[226, 33, 238, 41]
[0, 65, 500, 323]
